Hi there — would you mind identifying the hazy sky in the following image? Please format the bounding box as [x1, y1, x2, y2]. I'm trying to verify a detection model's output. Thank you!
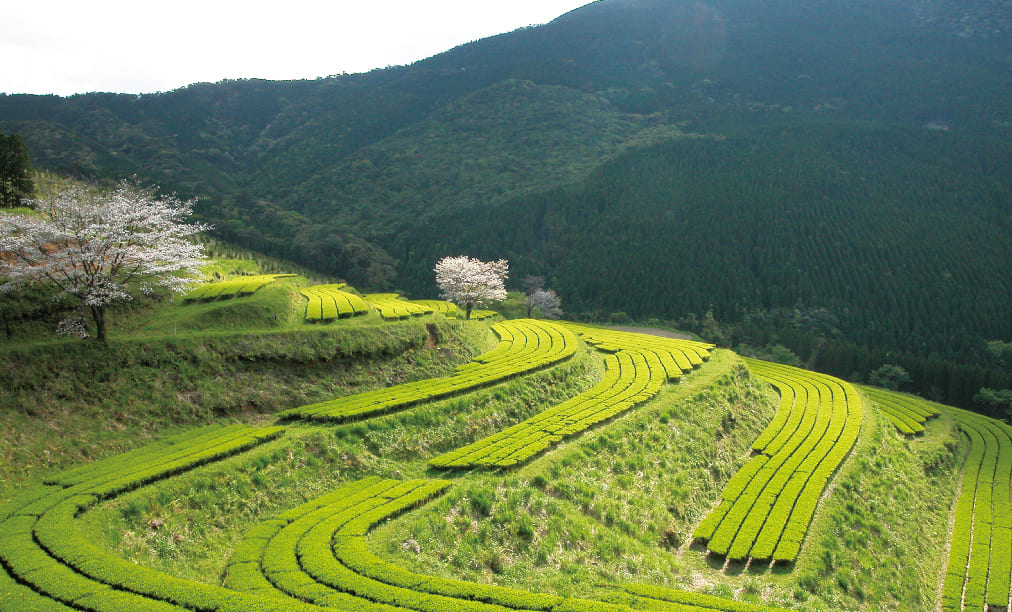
[2, 1, 593, 97]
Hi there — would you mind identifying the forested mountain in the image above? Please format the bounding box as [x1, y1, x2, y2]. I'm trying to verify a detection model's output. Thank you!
[1, 0, 1010, 409]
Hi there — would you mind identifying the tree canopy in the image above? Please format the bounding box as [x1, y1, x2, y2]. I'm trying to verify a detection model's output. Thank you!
[0, 180, 208, 341]
[0, 132, 34, 208]
[434, 255, 508, 320]
[527, 288, 562, 320]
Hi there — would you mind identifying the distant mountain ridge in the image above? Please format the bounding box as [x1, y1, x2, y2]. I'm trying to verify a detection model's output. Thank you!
[1, 0, 1010, 408]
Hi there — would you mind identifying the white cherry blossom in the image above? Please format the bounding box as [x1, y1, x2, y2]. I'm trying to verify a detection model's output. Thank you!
[0, 180, 208, 341]
[434, 255, 508, 320]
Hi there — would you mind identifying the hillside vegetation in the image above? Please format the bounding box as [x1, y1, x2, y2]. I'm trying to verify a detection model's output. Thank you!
[1, 0, 1009, 413]
[1, 263, 1006, 612]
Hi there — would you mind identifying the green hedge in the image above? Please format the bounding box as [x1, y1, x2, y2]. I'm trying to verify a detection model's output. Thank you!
[183, 274, 298, 302]
[623, 583, 792, 611]
[695, 361, 864, 564]
[232, 476, 713, 612]
[431, 325, 711, 470]
[861, 386, 940, 435]
[409, 300, 458, 316]
[364, 293, 433, 320]
[280, 320, 578, 423]
[0, 424, 315, 612]
[939, 407, 1012, 611]
[301, 284, 370, 321]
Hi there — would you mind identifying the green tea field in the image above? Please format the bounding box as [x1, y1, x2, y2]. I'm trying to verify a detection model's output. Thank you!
[0, 272, 1005, 612]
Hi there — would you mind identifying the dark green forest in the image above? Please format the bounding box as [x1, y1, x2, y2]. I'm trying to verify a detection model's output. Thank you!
[1, 0, 1010, 414]
[0, 133, 33, 207]
[393, 122, 1012, 412]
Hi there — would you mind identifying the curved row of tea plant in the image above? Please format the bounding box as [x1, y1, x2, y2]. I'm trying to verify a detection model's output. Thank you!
[621, 583, 791, 612]
[561, 323, 713, 369]
[860, 385, 941, 435]
[182, 274, 297, 302]
[227, 476, 785, 612]
[408, 300, 458, 316]
[429, 325, 713, 469]
[693, 360, 863, 564]
[301, 284, 371, 321]
[940, 406, 1012, 612]
[364, 294, 434, 320]
[467, 310, 500, 321]
[279, 319, 578, 423]
[0, 425, 299, 612]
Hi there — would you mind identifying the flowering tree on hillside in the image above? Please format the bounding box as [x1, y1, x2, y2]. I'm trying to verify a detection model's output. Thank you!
[434, 255, 508, 320]
[0, 180, 209, 341]
[527, 288, 562, 319]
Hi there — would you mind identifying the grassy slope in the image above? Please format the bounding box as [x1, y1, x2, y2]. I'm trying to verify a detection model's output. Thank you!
[1, 269, 968, 611]
[372, 356, 964, 610]
[80, 346, 603, 584]
[0, 277, 488, 493]
[373, 351, 770, 598]
[788, 409, 962, 610]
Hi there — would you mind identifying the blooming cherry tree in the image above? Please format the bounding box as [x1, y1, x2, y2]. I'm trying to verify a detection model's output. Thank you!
[434, 255, 508, 320]
[527, 288, 562, 319]
[0, 180, 209, 341]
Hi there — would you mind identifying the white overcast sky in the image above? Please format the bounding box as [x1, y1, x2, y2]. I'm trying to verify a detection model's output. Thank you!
[2, 1, 594, 97]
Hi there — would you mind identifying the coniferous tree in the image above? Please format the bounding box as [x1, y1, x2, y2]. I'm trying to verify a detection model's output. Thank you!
[0, 133, 34, 208]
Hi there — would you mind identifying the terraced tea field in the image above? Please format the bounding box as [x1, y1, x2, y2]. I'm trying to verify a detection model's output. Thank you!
[694, 360, 863, 564]
[1, 302, 1006, 611]
[279, 319, 579, 423]
[301, 285, 371, 321]
[183, 274, 297, 302]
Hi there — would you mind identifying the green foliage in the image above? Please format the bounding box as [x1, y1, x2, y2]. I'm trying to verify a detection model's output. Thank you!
[735, 344, 801, 368]
[938, 407, 1012, 611]
[280, 319, 579, 423]
[985, 340, 1012, 366]
[430, 324, 714, 469]
[974, 388, 1012, 421]
[382, 350, 792, 606]
[364, 293, 433, 320]
[867, 364, 911, 391]
[183, 274, 298, 302]
[301, 284, 370, 321]
[793, 406, 963, 611]
[860, 386, 941, 435]
[2, 0, 1010, 414]
[0, 315, 480, 491]
[397, 123, 1012, 410]
[0, 132, 34, 208]
[408, 300, 458, 317]
[0, 425, 311, 612]
[695, 360, 864, 563]
[0, 305, 987, 611]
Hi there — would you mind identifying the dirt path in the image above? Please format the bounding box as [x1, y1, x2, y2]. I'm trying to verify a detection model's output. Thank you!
[605, 325, 696, 341]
